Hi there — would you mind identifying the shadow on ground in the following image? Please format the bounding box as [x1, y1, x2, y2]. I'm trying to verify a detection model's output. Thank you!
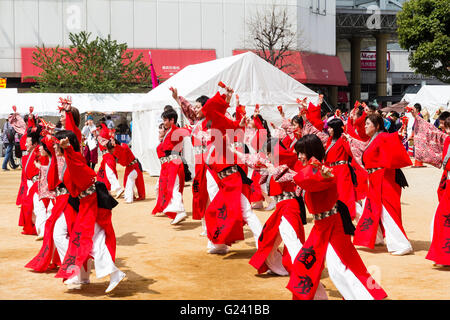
[66, 257, 160, 298]
[117, 232, 147, 247]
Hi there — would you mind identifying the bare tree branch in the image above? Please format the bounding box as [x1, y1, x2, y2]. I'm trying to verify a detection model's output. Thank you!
[245, 3, 300, 73]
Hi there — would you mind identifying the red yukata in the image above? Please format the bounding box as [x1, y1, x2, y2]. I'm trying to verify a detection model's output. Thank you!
[249, 145, 306, 275]
[352, 111, 370, 142]
[97, 152, 118, 191]
[324, 137, 358, 219]
[426, 137, 450, 265]
[18, 147, 40, 235]
[306, 102, 324, 132]
[353, 132, 412, 250]
[178, 95, 212, 221]
[246, 117, 268, 205]
[26, 137, 76, 272]
[16, 154, 29, 206]
[113, 142, 146, 200]
[189, 119, 212, 220]
[286, 162, 387, 300]
[64, 110, 82, 143]
[152, 124, 189, 219]
[17, 117, 35, 210]
[201, 92, 252, 246]
[55, 145, 116, 280]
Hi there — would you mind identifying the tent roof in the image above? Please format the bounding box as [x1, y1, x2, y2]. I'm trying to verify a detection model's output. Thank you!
[0, 92, 146, 118]
[133, 51, 319, 113]
[409, 85, 450, 116]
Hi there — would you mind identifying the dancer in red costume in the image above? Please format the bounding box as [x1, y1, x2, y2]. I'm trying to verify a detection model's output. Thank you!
[25, 130, 76, 273]
[112, 138, 145, 204]
[411, 114, 450, 266]
[96, 125, 124, 198]
[152, 108, 189, 224]
[245, 111, 275, 211]
[200, 87, 263, 254]
[54, 130, 126, 293]
[245, 140, 307, 276]
[172, 87, 211, 234]
[279, 134, 386, 300]
[344, 113, 413, 255]
[18, 118, 42, 236]
[33, 139, 55, 240]
[307, 117, 359, 220]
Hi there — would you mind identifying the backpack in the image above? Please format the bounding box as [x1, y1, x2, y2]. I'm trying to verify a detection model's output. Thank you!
[5, 124, 15, 143]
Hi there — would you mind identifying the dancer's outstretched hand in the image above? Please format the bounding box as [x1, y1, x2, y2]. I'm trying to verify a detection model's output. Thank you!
[59, 137, 70, 149]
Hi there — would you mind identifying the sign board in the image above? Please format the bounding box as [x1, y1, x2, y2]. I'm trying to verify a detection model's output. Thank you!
[361, 51, 390, 71]
[0, 78, 6, 88]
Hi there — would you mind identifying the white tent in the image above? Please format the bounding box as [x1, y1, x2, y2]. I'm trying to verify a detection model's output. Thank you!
[0, 92, 146, 118]
[408, 85, 450, 117]
[132, 51, 319, 176]
[402, 85, 450, 135]
[401, 93, 416, 103]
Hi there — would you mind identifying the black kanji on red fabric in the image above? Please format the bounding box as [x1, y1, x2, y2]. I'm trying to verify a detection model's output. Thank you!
[72, 232, 81, 247]
[360, 217, 374, 231]
[443, 238, 450, 254]
[443, 214, 450, 228]
[366, 198, 372, 213]
[297, 246, 317, 270]
[213, 225, 225, 240]
[98, 168, 105, 179]
[217, 205, 227, 220]
[61, 255, 76, 271]
[294, 275, 314, 294]
[193, 180, 200, 193]
[37, 245, 50, 261]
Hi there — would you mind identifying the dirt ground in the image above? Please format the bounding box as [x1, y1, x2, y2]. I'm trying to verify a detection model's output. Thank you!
[0, 161, 449, 300]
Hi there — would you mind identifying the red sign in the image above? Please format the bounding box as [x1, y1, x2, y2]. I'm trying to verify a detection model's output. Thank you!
[361, 51, 390, 71]
[233, 50, 348, 86]
[21, 48, 216, 83]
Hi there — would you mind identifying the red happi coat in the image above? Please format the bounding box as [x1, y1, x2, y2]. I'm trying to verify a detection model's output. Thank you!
[190, 119, 212, 220]
[18, 147, 40, 235]
[97, 153, 118, 191]
[286, 162, 387, 300]
[353, 132, 412, 249]
[201, 92, 249, 246]
[113, 142, 145, 200]
[152, 124, 188, 218]
[26, 138, 76, 272]
[426, 137, 450, 265]
[55, 145, 116, 279]
[324, 137, 358, 219]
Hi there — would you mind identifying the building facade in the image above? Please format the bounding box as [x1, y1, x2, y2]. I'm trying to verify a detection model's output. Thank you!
[0, 0, 338, 82]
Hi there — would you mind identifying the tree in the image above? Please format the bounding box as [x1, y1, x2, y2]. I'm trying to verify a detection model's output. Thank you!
[246, 4, 303, 71]
[28, 31, 153, 93]
[397, 0, 450, 83]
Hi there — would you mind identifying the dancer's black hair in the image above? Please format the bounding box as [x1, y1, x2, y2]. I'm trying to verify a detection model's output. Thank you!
[294, 134, 325, 161]
[54, 130, 81, 153]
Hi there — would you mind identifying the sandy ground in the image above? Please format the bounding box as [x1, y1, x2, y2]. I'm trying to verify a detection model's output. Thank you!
[0, 161, 449, 300]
